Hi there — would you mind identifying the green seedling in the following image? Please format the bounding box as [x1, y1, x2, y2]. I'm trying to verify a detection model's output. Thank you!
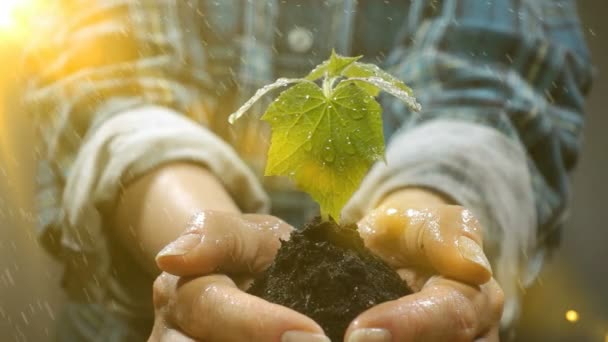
[229, 50, 421, 221]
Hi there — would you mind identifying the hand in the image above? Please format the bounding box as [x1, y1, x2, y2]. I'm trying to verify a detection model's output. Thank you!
[148, 211, 330, 342]
[346, 188, 504, 342]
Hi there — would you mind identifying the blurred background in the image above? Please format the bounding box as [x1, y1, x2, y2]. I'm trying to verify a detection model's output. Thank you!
[0, 1, 606, 341]
[514, 2, 608, 341]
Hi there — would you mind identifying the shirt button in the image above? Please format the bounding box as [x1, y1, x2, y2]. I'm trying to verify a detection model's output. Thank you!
[287, 27, 313, 53]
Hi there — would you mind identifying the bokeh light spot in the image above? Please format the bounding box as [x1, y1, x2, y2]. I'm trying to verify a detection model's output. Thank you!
[565, 310, 579, 323]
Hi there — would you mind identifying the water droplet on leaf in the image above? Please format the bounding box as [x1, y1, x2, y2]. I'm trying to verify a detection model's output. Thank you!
[345, 138, 356, 155]
[348, 108, 364, 120]
[323, 145, 335, 162]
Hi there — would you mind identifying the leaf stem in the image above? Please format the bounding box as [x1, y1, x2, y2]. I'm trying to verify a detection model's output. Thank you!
[322, 76, 337, 98]
[321, 211, 330, 222]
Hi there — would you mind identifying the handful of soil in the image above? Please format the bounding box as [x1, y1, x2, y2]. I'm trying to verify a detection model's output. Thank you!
[248, 217, 411, 341]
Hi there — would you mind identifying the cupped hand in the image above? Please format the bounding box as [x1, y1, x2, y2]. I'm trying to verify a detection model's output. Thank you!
[346, 188, 504, 342]
[148, 211, 330, 342]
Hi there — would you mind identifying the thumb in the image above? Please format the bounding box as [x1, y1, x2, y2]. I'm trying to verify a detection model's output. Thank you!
[360, 205, 492, 285]
[155, 211, 293, 277]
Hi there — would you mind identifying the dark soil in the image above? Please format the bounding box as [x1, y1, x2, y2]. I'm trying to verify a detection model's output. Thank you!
[247, 217, 411, 341]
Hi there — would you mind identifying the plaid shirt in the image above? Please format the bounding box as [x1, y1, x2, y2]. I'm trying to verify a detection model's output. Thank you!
[23, 0, 593, 340]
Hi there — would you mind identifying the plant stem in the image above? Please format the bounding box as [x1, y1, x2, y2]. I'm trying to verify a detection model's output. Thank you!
[321, 211, 330, 222]
[322, 76, 337, 98]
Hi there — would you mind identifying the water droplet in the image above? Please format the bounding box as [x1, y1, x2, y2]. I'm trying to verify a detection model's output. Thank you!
[303, 132, 313, 152]
[348, 107, 364, 120]
[323, 144, 335, 162]
[345, 138, 356, 155]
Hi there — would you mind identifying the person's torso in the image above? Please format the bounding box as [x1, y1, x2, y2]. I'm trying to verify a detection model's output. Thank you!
[60, 3, 410, 341]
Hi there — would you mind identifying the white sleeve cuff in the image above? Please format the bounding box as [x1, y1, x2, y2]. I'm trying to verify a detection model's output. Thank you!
[60, 105, 269, 253]
[343, 119, 540, 327]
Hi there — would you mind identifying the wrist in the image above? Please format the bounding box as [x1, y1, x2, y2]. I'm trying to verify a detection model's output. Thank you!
[377, 187, 452, 209]
[113, 161, 240, 274]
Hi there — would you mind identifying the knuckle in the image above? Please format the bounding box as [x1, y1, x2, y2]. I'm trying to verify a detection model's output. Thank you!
[403, 208, 435, 251]
[180, 281, 222, 334]
[441, 205, 485, 245]
[450, 291, 479, 341]
[186, 211, 210, 234]
[488, 280, 505, 319]
[152, 273, 174, 308]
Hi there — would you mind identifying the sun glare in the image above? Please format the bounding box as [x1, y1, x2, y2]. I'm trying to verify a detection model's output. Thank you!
[0, 0, 21, 29]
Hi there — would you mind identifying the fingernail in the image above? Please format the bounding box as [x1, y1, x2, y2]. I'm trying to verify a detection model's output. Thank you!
[156, 233, 200, 258]
[281, 331, 330, 342]
[458, 236, 492, 274]
[348, 328, 392, 342]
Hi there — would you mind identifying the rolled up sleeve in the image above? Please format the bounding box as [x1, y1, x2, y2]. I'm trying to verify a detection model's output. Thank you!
[23, 1, 267, 259]
[345, 0, 593, 327]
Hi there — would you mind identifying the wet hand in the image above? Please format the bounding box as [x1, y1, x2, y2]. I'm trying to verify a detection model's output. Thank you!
[347, 188, 504, 342]
[148, 211, 330, 342]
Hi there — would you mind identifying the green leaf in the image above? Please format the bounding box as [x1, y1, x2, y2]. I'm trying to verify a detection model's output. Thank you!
[343, 62, 414, 97]
[305, 60, 330, 81]
[307, 54, 414, 100]
[305, 50, 362, 81]
[262, 81, 384, 220]
[227, 51, 421, 223]
[344, 76, 421, 112]
[228, 78, 308, 124]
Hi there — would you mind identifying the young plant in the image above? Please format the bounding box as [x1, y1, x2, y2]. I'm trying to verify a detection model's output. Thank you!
[229, 51, 421, 221]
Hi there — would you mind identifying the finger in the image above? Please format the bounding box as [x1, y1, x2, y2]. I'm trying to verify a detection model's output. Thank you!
[359, 205, 492, 284]
[345, 276, 504, 342]
[170, 274, 328, 342]
[159, 329, 197, 342]
[156, 211, 293, 276]
[149, 326, 197, 342]
[474, 326, 500, 342]
[149, 295, 198, 342]
[396, 268, 432, 293]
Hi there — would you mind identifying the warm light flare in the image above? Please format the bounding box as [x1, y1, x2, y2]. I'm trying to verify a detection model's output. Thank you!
[0, 0, 21, 28]
[565, 310, 580, 323]
[0, 0, 43, 36]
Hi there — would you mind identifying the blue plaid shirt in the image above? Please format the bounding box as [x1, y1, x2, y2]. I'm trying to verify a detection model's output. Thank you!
[23, 0, 593, 340]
